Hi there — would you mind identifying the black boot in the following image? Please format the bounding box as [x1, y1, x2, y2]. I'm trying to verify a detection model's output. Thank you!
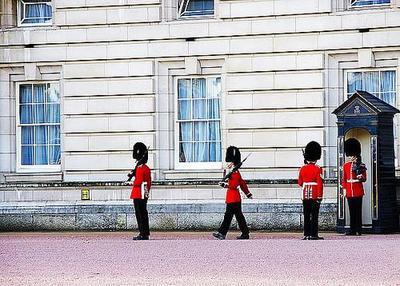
[236, 234, 249, 240]
[133, 235, 149, 240]
[212, 232, 226, 240]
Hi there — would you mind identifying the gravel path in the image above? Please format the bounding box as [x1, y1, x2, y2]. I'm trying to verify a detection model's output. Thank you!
[0, 232, 399, 286]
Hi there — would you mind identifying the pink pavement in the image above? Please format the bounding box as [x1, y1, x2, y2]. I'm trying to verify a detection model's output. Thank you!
[0, 232, 399, 286]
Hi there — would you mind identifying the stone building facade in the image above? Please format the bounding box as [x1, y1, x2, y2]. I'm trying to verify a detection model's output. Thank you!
[0, 0, 399, 230]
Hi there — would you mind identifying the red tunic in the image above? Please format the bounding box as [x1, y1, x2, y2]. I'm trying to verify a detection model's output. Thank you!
[225, 171, 250, 204]
[298, 164, 324, 200]
[130, 164, 152, 199]
[341, 161, 366, 198]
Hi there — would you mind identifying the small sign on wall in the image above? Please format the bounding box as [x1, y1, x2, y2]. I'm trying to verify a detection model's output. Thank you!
[81, 189, 90, 200]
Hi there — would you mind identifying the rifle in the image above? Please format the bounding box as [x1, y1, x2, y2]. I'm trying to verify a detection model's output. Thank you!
[219, 153, 251, 187]
[127, 146, 150, 182]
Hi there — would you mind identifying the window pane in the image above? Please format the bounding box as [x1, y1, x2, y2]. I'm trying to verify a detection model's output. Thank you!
[178, 79, 190, 99]
[49, 126, 60, 145]
[192, 78, 206, 98]
[33, 104, 45, 123]
[193, 99, 207, 119]
[207, 99, 220, 119]
[21, 146, 33, 165]
[351, 0, 390, 6]
[35, 145, 48, 165]
[20, 105, 33, 124]
[20, 85, 32, 103]
[184, 0, 214, 16]
[208, 122, 221, 141]
[46, 104, 60, 123]
[347, 72, 362, 95]
[178, 100, 191, 120]
[34, 126, 47, 144]
[24, 2, 52, 24]
[194, 142, 208, 162]
[362, 72, 379, 93]
[33, 84, 46, 103]
[47, 83, 60, 103]
[209, 142, 221, 162]
[21, 126, 34, 144]
[49, 145, 61, 165]
[179, 122, 193, 142]
[381, 71, 396, 92]
[194, 122, 207, 141]
[179, 143, 193, 162]
[208, 77, 221, 98]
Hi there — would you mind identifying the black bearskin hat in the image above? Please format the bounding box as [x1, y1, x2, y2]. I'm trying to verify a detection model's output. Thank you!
[344, 138, 361, 157]
[132, 142, 148, 163]
[304, 141, 322, 162]
[225, 146, 241, 165]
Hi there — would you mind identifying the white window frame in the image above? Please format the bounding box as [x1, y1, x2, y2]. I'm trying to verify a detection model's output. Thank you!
[174, 75, 222, 170]
[17, 0, 53, 27]
[16, 81, 61, 173]
[177, 0, 215, 19]
[348, 0, 391, 9]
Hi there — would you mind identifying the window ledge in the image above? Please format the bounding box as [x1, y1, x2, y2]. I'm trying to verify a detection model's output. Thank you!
[4, 172, 62, 183]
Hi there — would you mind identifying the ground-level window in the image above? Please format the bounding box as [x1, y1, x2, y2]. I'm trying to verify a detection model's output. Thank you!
[347, 70, 396, 106]
[176, 77, 221, 168]
[18, 0, 52, 26]
[18, 83, 60, 170]
[349, 0, 390, 7]
[178, 0, 214, 17]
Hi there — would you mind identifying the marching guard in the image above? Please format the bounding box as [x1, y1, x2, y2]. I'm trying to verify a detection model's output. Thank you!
[298, 141, 324, 240]
[342, 138, 366, 236]
[128, 142, 152, 240]
[213, 146, 253, 240]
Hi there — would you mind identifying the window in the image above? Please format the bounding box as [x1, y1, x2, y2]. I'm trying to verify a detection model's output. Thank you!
[18, 0, 52, 26]
[349, 0, 390, 7]
[178, 0, 214, 17]
[346, 69, 398, 166]
[347, 70, 396, 106]
[176, 77, 221, 168]
[17, 83, 61, 171]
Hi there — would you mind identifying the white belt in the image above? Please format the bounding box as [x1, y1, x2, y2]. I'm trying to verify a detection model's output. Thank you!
[347, 179, 360, 183]
[303, 182, 318, 186]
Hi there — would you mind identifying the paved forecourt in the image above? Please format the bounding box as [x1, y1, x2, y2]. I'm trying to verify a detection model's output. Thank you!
[0, 232, 399, 285]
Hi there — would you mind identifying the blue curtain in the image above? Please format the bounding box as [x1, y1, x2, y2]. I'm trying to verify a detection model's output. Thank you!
[178, 78, 221, 163]
[25, 2, 52, 24]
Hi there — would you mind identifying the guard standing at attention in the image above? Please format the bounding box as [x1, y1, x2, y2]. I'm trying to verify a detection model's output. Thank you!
[127, 142, 152, 240]
[342, 138, 366, 236]
[298, 141, 324, 240]
[213, 146, 253, 240]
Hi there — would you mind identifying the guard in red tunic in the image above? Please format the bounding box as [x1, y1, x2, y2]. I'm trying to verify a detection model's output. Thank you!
[298, 141, 324, 240]
[213, 146, 253, 240]
[342, 138, 366, 236]
[128, 142, 152, 240]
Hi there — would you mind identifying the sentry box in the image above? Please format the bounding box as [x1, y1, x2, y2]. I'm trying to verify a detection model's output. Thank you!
[333, 90, 399, 234]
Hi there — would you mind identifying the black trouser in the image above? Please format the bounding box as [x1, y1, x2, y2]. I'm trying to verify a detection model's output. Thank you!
[134, 198, 150, 237]
[218, 202, 249, 236]
[347, 197, 363, 234]
[303, 199, 320, 237]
